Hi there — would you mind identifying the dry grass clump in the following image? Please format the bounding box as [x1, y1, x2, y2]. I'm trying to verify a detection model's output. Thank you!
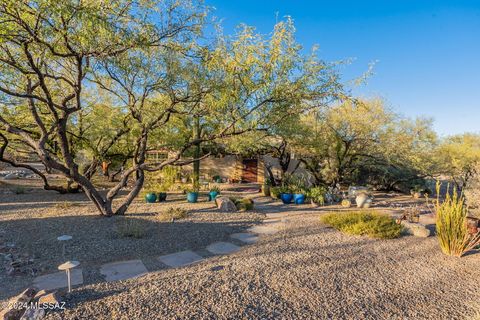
[157, 207, 189, 222]
[116, 218, 147, 238]
[320, 211, 402, 239]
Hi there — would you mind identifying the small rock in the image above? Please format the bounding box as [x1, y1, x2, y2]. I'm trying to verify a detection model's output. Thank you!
[215, 197, 237, 212]
[20, 307, 45, 320]
[401, 221, 431, 237]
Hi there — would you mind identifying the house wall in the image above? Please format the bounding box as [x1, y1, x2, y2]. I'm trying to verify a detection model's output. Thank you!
[180, 154, 313, 184]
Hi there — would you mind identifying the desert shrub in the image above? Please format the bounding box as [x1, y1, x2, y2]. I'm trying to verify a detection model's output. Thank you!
[229, 197, 254, 211]
[13, 186, 26, 194]
[270, 187, 281, 199]
[320, 211, 402, 239]
[157, 207, 188, 222]
[116, 218, 146, 238]
[465, 163, 480, 218]
[307, 186, 327, 205]
[436, 185, 480, 257]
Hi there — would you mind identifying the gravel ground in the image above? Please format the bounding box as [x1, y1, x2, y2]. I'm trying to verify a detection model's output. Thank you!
[43, 209, 480, 320]
[0, 189, 263, 301]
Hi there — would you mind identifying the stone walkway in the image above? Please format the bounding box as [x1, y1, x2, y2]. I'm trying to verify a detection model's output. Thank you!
[32, 199, 298, 292]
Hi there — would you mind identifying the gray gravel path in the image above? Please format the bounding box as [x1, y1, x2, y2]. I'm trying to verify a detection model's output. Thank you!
[44, 210, 480, 320]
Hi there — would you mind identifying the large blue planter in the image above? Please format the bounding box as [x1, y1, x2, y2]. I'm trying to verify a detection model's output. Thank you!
[208, 191, 219, 201]
[145, 192, 157, 203]
[280, 193, 293, 204]
[187, 192, 199, 203]
[294, 193, 306, 204]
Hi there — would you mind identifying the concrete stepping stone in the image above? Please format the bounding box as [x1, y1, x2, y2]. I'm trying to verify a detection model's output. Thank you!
[248, 225, 280, 235]
[206, 242, 240, 255]
[33, 269, 83, 291]
[266, 212, 287, 219]
[158, 250, 204, 268]
[100, 259, 148, 282]
[230, 233, 258, 244]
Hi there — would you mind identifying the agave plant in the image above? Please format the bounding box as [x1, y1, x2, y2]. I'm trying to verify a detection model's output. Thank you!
[435, 183, 480, 257]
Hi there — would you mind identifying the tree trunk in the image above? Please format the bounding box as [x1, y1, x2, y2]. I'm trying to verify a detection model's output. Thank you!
[192, 115, 201, 187]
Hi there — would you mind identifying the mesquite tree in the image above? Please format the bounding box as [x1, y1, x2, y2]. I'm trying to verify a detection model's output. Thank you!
[0, 2, 342, 215]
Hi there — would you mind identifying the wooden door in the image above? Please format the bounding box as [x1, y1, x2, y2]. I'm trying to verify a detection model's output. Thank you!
[241, 159, 258, 183]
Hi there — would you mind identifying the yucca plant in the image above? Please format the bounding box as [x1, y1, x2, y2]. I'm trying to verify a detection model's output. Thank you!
[435, 183, 480, 257]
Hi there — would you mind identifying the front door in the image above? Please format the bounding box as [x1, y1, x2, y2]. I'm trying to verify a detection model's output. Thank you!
[241, 159, 258, 183]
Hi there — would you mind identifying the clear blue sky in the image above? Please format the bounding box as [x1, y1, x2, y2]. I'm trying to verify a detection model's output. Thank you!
[205, 0, 480, 136]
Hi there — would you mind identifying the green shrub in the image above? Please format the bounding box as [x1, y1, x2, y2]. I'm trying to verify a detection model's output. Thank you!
[320, 211, 402, 239]
[436, 184, 480, 257]
[158, 207, 189, 222]
[228, 197, 254, 211]
[13, 186, 26, 194]
[307, 186, 327, 205]
[116, 218, 146, 238]
[270, 187, 281, 199]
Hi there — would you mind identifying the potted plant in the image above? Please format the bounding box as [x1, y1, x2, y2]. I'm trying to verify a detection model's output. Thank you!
[209, 185, 221, 201]
[145, 192, 157, 203]
[186, 186, 199, 203]
[279, 185, 293, 204]
[293, 185, 306, 205]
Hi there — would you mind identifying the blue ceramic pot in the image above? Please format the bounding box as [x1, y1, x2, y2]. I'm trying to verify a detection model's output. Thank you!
[280, 193, 293, 204]
[157, 192, 167, 202]
[209, 191, 219, 201]
[294, 193, 306, 204]
[145, 192, 157, 203]
[187, 192, 199, 203]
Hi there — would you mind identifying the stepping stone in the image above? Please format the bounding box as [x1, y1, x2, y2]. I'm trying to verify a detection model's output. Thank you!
[100, 259, 148, 282]
[33, 269, 83, 291]
[248, 225, 280, 235]
[230, 233, 258, 244]
[158, 250, 204, 268]
[266, 213, 287, 219]
[206, 242, 240, 255]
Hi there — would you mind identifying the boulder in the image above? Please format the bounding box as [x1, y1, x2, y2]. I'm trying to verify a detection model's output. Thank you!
[0, 288, 37, 320]
[215, 197, 237, 212]
[401, 221, 431, 237]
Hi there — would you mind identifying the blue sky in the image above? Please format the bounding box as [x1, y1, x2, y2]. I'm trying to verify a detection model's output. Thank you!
[205, 0, 480, 136]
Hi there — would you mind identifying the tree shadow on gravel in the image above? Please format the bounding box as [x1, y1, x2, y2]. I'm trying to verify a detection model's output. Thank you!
[0, 212, 258, 301]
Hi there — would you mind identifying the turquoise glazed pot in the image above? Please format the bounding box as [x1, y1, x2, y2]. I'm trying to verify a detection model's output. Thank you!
[280, 193, 293, 204]
[157, 192, 167, 202]
[294, 193, 306, 204]
[209, 191, 219, 201]
[145, 192, 157, 203]
[187, 192, 199, 203]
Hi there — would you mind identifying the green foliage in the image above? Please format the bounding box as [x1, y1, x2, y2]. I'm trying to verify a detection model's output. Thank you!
[116, 218, 146, 239]
[229, 197, 255, 211]
[435, 183, 480, 257]
[210, 185, 221, 193]
[158, 207, 189, 222]
[307, 186, 327, 205]
[13, 186, 26, 194]
[435, 133, 480, 188]
[321, 211, 403, 239]
[465, 163, 480, 218]
[270, 186, 281, 199]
